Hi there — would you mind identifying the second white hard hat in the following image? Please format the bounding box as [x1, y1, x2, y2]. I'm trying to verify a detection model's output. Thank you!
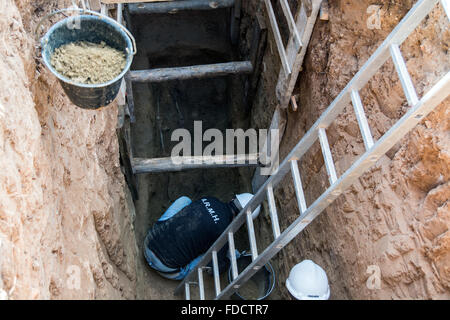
[286, 260, 330, 300]
[235, 193, 261, 219]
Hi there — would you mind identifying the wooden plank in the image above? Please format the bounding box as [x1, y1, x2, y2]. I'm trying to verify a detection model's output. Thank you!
[247, 11, 268, 107]
[102, 0, 173, 4]
[133, 154, 260, 174]
[230, 0, 242, 45]
[118, 122, 139, 200]
[124, 72, 136, 123]
[128, 0, 235, 14]
[130, 61, 253, 83]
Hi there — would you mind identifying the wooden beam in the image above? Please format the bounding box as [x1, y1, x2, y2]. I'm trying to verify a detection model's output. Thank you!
[129, 61, 253, 83]
[128, 0, 235, 14]
[124, 72, 136, 123]
[118, 122, 139, 200]
[230, 0, 241, 45]
[133, 154, 260, 174]
[102, 0, 173, 4]
[247, 11, 268, 107]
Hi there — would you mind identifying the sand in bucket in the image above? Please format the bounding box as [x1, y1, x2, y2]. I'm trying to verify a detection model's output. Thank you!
[51, 41, 126, 85]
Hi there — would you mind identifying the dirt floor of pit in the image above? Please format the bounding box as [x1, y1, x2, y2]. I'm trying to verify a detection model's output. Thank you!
[126, 9, 270, 300]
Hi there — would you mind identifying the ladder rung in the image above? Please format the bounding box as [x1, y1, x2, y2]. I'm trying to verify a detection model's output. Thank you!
[390, 44, 419, 106]
[296, 2, 309, 41]
[129, 0, 236, 14]
[280, 0, 302, 51]
[130, 61, 253, 83]
[263, 0, 292, 75]
[246, 210, 259, 261]
[318, 128, 338, 185]
[350, 90, 375, 150]
[185, 283, 191, 300]
[266, 185, 281, 239]
[197, 268, 205, 300]
[211, 250, 221, 297]
[228, 232, 239, 281]
[290, 160, 307, 214]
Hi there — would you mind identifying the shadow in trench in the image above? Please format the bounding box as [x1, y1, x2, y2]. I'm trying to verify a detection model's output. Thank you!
[128, 8, 255, 300]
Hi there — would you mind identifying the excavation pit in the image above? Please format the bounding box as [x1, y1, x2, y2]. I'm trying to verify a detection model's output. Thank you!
[125, 7, 274, 300]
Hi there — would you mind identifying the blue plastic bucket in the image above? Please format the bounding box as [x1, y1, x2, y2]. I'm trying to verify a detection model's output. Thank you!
[40, 11, 135, 109]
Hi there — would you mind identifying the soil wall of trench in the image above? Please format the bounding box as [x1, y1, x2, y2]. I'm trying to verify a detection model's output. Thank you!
[0, 0, 137, 299]
[241, 0, 449, 299]
[0, 0, 449, 301]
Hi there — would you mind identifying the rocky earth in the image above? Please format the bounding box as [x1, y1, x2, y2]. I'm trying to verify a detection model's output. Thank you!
[0, 0, 136, 299]
[244, 0, 449, 299]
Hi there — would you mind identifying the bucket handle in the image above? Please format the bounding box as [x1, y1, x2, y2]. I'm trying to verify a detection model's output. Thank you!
[35, 8, 137, 56]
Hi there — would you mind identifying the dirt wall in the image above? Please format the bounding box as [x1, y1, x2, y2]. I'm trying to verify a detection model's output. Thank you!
[0, 0, 137, 299]
[244, 0, 449, 299]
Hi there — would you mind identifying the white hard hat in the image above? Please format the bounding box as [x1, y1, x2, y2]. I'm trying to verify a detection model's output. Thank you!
[235, 193, 261, 219]
[286, 260, 330, 300]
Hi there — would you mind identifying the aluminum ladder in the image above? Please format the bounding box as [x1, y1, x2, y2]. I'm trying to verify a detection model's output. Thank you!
[175, 0, 450, 300]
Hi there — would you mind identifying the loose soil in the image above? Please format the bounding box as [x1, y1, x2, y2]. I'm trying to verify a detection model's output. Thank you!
[51, 41, 126, 84]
